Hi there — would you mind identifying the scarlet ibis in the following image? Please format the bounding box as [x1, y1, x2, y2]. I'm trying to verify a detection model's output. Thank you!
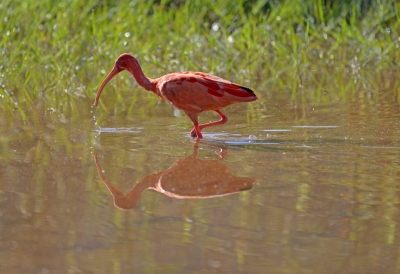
[94, 53, 257, 138]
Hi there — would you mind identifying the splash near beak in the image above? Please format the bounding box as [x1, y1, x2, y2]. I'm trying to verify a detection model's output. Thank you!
[93, 65, 124, 106]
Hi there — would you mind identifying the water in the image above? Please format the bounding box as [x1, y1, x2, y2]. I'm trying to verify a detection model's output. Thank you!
[1, 81, 400, 273]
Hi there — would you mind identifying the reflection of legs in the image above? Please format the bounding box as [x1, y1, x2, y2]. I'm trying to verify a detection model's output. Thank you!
[194, 139, 228, 160]
[189, 110, 228, 138]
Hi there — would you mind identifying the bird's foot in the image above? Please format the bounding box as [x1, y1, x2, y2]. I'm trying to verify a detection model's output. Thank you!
[190, 128, 202, 138]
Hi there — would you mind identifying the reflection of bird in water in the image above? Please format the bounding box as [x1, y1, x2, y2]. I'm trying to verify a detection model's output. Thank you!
[93, 53, 257, 138]
[94, 144, 256, 210]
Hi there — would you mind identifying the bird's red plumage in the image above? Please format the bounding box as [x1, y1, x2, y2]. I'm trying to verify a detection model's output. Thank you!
[156, 72, 256, 112]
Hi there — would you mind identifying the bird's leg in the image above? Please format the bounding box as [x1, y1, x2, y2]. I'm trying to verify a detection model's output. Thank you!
[185, 111, 203, 138]
[191, 124, 203, 138]
[189, 110, 228, 137]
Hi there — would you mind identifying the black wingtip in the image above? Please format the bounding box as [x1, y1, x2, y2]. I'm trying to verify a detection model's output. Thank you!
[240, 86, 254, 93]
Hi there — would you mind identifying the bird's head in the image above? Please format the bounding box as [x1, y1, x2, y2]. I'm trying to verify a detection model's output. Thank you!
[114, 53, 136, 71]
[93, 53, 137, 106]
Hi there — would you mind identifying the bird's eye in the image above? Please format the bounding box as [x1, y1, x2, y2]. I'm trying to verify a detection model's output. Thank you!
[116, 60, 121, 66]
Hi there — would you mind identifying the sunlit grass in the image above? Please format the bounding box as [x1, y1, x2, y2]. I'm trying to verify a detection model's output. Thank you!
[0, 0, 399, 120]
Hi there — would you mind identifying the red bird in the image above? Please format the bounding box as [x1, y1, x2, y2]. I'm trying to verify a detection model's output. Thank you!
[94, 53, 257, 138]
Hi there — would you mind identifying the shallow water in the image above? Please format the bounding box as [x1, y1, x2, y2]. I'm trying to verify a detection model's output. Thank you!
[1, 77, 400, 273]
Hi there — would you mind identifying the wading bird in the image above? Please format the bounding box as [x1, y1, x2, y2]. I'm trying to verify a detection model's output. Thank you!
[94, 53, 257, 138]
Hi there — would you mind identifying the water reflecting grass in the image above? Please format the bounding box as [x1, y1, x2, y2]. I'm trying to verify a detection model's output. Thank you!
[1, 85, 400, 272]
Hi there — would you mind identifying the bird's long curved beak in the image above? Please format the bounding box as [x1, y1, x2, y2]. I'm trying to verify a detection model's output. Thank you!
[93, 65, 123, 106]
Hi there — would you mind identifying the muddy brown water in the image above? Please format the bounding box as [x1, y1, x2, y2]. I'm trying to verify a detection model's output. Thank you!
[1, 79, 400, 273]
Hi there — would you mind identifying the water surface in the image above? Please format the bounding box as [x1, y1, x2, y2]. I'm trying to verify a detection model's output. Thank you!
[1, 75, 400, 273]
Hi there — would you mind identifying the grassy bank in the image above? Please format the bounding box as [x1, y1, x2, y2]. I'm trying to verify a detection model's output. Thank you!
[0, 0, 399, 116]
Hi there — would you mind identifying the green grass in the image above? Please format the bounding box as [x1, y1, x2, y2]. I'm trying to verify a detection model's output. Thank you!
[0, 0, 399, 118]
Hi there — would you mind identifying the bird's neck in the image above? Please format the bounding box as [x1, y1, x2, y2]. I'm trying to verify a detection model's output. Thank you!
[127, 61, 156, 92]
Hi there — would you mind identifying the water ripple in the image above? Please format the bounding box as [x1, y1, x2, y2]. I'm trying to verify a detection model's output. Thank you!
[93, 127, 143, 133]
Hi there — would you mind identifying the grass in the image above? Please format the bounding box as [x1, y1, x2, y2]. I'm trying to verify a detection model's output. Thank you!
[0, 0, 399, 119]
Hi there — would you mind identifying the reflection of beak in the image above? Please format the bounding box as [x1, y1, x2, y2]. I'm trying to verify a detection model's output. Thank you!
[93, 65, 124, 106]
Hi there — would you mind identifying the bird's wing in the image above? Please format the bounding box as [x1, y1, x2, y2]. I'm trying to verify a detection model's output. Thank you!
[186, 72, 256, 100]
[158, 72, 257, 112]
